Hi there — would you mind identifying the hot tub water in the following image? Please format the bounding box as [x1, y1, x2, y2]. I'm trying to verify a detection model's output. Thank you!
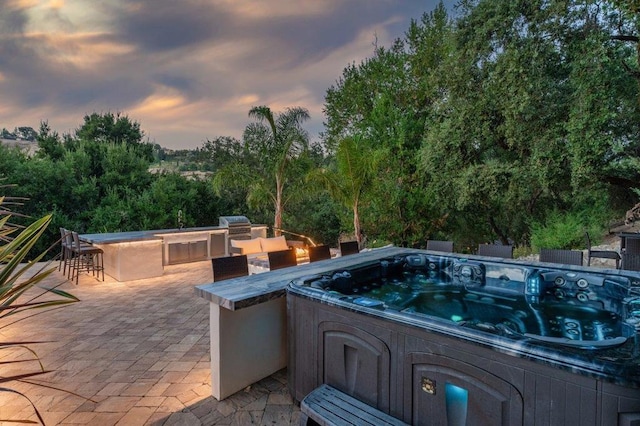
[299, 253, 638, 350]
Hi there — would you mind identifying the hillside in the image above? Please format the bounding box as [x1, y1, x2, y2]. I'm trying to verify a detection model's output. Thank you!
[0, 138, 38, 155]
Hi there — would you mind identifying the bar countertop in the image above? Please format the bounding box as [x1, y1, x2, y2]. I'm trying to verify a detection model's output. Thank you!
[195, 246, 412, 310]
[80, 226, 229, 244]
[195, 245, 640, 311]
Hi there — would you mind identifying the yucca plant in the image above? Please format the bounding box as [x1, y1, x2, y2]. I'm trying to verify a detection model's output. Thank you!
[0, 196, 80, 424]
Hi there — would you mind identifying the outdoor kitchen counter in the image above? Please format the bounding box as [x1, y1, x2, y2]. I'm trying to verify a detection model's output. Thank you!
[79, 226, 227, 281]
[80, 226, 225, 244]
[194, 246, 412, 401]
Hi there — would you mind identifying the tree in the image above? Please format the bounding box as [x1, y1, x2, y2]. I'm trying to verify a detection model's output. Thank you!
[416, 0, 640, 247]
[73, 112, 153, 162]
[36, 121, 66, 161]
[307, 135, 378, 248]
[323, 4, 455, 246]
[201, 136, 245, 172]
[246, 106, 310, 234]
[213, 106, 310, 235]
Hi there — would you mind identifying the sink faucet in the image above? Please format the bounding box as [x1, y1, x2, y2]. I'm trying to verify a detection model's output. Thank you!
[178, 210, 184, 230]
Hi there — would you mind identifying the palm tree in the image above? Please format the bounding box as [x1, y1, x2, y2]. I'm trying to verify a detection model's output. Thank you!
[214, 106, 310, 234]
[307, 135, 379, 248]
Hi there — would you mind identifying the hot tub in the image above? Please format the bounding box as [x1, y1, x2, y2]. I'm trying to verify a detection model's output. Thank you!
[287, 251, 640, 425]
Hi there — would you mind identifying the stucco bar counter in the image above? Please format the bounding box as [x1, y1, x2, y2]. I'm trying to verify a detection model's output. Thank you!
[81, 225, 267, 282]
[194, 246, 412, 400]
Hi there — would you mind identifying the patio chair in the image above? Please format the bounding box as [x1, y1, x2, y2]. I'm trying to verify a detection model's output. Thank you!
[211, 255, 249, 282]
[268, 249, 298, 270]
[477, 244, 513, 259]
[308, 245, 331, 263]
[625, 237, 640, 254]
[585, 232, 620, 268]
[426, 240, 454, 253]
[339, 241, 360, 256]
[539, 248, 583, 266]
[622, 253, 640, 271]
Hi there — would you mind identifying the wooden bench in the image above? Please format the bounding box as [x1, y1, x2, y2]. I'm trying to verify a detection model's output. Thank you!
[300, 384, 408, 426]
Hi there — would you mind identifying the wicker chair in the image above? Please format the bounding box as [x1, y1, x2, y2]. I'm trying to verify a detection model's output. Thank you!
[477, 244, 513, 259]
[308, 245, 331, 263]
[539, 248, 583, 266]
[339, 241, 360, 256]
[211, 255, 249, 282]
[625, 238, 640, 255]
[268, 249, 298, 270]
[622, 253, 640, 271]
[426, 240, 454, 253]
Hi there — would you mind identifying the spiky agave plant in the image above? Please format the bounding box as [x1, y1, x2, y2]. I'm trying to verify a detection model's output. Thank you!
[0, 198, 80, 424]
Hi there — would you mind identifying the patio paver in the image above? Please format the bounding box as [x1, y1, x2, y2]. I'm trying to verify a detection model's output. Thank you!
[0, 260, 300, 425]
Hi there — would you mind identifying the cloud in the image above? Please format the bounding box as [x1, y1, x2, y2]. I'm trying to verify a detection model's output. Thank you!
[0, 0, 453, 148]
[110, 1, 225, 52]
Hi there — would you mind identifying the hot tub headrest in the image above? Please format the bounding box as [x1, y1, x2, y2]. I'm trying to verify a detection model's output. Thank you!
[402, 253, 451, 277]
[380, 257, 405, 278]
[452, 260, 486, 287]
[331, 271, 354, 293]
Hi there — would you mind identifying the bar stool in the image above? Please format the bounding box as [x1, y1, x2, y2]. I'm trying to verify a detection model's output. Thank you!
[211, 255, 249, 282]
[308, 245, 331, 263]
[58, 228, 72, 277]
[339, 241, 360, 256]
[69, 231, 104, 284]
[268, 249, 298, 270]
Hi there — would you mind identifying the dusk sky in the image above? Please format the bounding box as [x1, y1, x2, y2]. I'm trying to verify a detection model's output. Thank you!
[1, 0, 455, 150]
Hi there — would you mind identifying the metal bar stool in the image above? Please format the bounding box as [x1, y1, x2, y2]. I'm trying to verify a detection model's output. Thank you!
[69, 231, 104, 284]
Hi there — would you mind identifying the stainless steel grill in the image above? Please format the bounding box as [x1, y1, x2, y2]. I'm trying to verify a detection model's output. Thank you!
[219, 216, 252, 250]
[219, 215, 251, 235]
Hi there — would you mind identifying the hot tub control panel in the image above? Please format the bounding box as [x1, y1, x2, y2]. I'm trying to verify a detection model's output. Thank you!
[525, 269, 630, 313]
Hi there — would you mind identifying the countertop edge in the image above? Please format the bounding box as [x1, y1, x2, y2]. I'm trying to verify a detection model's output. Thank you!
[194, 246, 413, 310]
[80, 226, 228, 244]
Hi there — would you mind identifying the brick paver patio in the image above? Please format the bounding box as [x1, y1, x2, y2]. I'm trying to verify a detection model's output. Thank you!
[0, 261, 301, 425]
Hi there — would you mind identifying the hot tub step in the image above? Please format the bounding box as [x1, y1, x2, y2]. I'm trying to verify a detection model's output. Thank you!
[300, 384, 408, 426]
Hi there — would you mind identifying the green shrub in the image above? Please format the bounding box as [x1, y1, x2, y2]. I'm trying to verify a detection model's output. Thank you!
[531, 210, 584, 250]
[513, 246, 534, 259]
[530, 205, 611, 252]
